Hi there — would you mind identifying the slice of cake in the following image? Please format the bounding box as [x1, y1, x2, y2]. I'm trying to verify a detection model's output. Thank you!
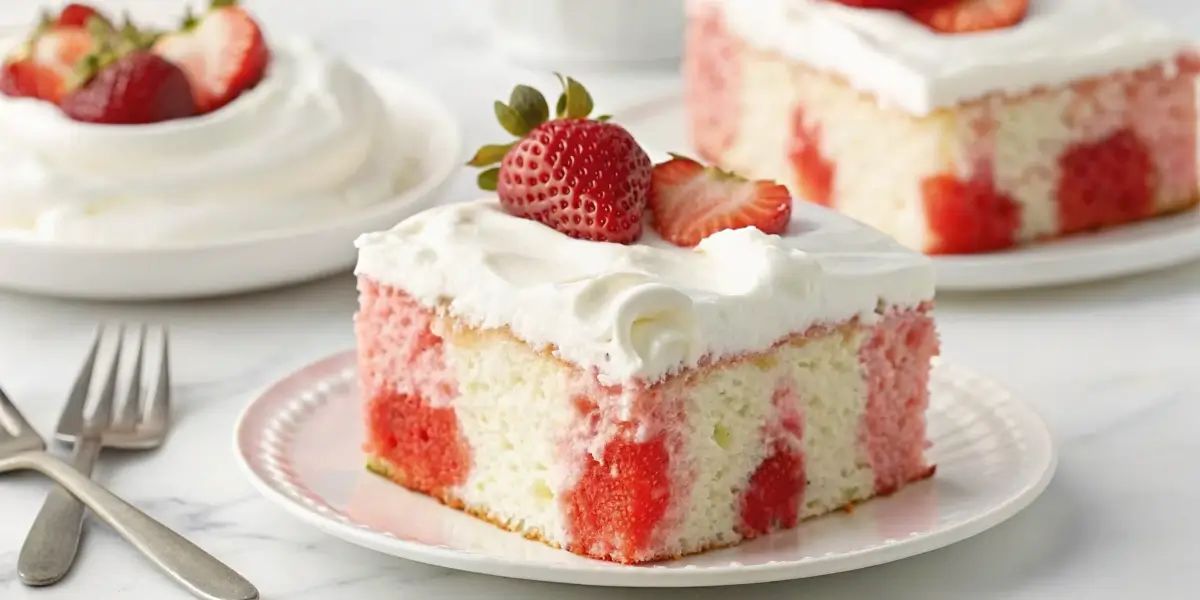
[354, 78, 938, 564]
[685, 0, 1200, 254]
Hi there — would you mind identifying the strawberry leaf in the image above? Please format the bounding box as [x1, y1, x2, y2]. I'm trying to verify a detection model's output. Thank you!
[508, 84, 549, 130]
[477, 167, 500, 192]
[466, 143, 514, 167]
[37, 9, 54, 31]
[555, 91, 567, 119]
[180, 7, 199, 30]
[565, 77, 593, 119]
[595, 114, 612, 122]
[494, 100, 530, 137]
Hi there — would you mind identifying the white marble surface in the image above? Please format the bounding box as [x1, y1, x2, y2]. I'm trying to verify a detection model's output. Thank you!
[2, 0, 1200, 598]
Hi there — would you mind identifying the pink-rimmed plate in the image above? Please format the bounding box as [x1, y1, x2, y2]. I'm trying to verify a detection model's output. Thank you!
[233, 351, 1056, 587]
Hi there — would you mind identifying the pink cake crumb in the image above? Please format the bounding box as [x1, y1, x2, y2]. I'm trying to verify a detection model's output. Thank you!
[357, 279, 470, 496]
[861, 307, 939, 495]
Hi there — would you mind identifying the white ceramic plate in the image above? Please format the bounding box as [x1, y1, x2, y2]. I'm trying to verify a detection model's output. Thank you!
[930, 211, 1200, 291]
[234, 351, 1057, 587]
[620, 95, 1200, 292]
[0, 67, 461, 300]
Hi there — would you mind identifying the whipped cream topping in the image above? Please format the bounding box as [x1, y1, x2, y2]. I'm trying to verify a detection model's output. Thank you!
[710, 0, 1191, 115]
[355, 198, 934, 386]
[0, 36, 404, 246]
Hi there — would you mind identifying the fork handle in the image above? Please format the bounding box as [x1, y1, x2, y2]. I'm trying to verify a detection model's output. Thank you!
[10, 451, 259, 600]
[16, 437, 101, 586]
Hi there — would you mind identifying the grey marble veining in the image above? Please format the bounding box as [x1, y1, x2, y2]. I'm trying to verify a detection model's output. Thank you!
[1, 0, 1200, 597]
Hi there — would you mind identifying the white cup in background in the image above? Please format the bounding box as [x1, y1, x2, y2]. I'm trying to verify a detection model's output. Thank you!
[490, 0, 684, 70]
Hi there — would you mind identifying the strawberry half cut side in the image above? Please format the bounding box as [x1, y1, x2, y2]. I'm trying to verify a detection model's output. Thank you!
[153, 0, 269, 114]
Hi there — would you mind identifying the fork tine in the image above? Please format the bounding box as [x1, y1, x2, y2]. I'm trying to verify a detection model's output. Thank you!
[143, 326, 170, 431]
[115, 324, 145, 429]
[86, 325, 124, 433]
[0, 386, 35, 438]
[54, 327, 103, 437]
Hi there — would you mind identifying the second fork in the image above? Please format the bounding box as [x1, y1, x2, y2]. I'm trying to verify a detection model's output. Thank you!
[18, 325, 170, 586]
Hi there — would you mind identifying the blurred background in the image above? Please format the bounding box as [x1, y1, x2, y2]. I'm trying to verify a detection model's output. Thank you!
[4, 0, 1199, 202]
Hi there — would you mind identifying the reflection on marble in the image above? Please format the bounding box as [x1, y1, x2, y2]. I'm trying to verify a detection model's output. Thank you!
[2, 0, 1200, 597]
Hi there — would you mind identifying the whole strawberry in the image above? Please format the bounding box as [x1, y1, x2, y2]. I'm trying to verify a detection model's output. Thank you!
[60, 51, 197, 124]
[468, 75, 652, 244]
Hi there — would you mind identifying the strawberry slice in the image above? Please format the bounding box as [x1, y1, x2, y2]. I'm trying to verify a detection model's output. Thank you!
[905, 0, 1030, 33]
[649, 155, 792, 247]
[153, 0, 270, 113]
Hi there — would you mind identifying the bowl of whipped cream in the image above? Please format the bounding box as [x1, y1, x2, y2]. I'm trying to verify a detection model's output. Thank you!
[0, 36, 461, 300]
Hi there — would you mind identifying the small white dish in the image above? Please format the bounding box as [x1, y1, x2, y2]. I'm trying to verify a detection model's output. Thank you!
[621, 97, 1200, 291]
[235, 351, 1057, 588]
[0, 67, 461, 300]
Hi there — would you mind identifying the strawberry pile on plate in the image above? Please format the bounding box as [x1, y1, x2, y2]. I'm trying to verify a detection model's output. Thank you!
[828, 0, 1031, 33]
[469, 76, 793, 247]
[0, 0, 269, 125]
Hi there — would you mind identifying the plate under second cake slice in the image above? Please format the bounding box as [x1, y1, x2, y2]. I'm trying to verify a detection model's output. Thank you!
[352, 197, 938, 564]
[686, 0, 1200, 255]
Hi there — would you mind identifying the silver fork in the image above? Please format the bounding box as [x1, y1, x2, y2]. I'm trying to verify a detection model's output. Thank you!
[19, 325, 171, 586]
[0, 333, 258, 600]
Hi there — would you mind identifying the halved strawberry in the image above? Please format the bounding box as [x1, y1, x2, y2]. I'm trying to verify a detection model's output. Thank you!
[0, 4, 112, 103]
[649, 155, 792, 247]
[153, 0, 270, 113]
[33, 28, 98, 70]
[0, 59, 63, 100]
[905, 0, 1030, 33]
[1, 27, 98, 103]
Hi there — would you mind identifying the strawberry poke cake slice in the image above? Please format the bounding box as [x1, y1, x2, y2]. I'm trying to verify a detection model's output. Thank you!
[686, 0, 1200, 254]
[354, 78, 938, 564]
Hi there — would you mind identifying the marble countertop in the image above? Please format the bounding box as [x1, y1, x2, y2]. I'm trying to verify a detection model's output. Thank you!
[2, 0, 1200, 598]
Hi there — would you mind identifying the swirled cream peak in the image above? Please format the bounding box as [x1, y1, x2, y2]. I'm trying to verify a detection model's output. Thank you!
[0, 36, 403, 245]
[711, 0, 1190, 115]
[355, 199, 934, 385]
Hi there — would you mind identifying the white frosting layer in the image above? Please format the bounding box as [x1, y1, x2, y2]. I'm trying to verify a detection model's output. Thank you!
[710, 0, 1191, 115]
[355, 198, 935, 386]
[0, 37, 404, 246]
